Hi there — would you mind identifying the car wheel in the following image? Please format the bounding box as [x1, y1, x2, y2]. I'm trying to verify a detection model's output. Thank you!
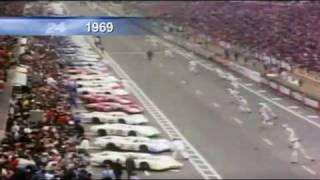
[118, 119, 126, 124]
[82, 91, 89, 95]
[78, 84, 83, 88]
[128, 131, 137, 136]
[139, 145, 149, 153]
[140, 162, 150, 170]
[97, 129, 107, 136]
[92, 117, 100, 124]
[106, 143, 117, 150]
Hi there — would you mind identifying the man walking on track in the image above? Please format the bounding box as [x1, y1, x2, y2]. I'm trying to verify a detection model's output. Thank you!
[282, 124, 315, 164]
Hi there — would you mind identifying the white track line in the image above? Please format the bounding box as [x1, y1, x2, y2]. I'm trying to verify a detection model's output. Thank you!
[233, 118, 243, 125]
[288, 106, 299, 110]
[86, 37, 222, 180]
[271, 97, 281, 101]
[245, 83, 253, 87]
[257, 89, 267, 93]
[302, 165, 316, 175]
[307, 115, 319, 119]
[262, 138, 273, 146]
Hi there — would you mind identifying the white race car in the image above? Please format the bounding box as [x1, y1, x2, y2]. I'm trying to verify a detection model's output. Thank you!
[71, 57, 101, 62]
[90, 123, 160, 137]
[90, 151, 183, 171]
[67, 61, 105, 67]
[77, 81, 122, 88]
[93, 136, 172, 153]
[69, 74, 112, 81]
[77, 87, 129, 96]
[77, 111, 148, 124]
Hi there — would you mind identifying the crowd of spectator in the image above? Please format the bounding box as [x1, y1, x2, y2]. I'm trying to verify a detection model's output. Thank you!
[0, 36, 94, 179]
[0, 2, 25, 91]
[132, 1, 320, 72]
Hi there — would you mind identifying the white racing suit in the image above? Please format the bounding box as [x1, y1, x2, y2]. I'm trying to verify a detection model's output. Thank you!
[231, 80, 240, 90]
[227, 88, 240, 104]
[290, 140, 314, 163]
[284, 125, 314, 163]
[164, 49, 174, 58]
[171, 140, 188, 160]
[259, 105, 277, 126]
[189, 61, 198, 74]
[216, 68, 227, 79]
[237, 97, 252, 113]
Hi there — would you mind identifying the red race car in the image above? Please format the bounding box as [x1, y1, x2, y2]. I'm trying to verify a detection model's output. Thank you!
[80, 94, 136, 104]
[85, 102, 144, 114]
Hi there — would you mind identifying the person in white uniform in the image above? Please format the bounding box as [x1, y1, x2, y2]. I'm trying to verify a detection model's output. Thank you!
[188, 60, 198, 74]
[215, 68, 226, 79]
[282, 124, 315, 164]
[164, 49, 174, 58]
[171, 138, 188, 160]
[230, 78, 240, 90]
[237, 96, 252, 113]
[258, 103, 277, 126]
[227, 87, 240, 104]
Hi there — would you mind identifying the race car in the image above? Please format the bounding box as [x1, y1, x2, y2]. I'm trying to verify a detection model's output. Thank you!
[69, 74, 119, 81]
[93, 136, 172, 153]
[65, 69, 110, 76]
[77, 87, 129, 96]
[67, 61, 105, 67]
[85, 102, 143, 114]
[75, 111, 148, 124]
[89, 123, 160, 137]
[77, 81, 123, 88]
[90, 151, 183, 171]
[80, 94, 134, 104]
[66, 56, 101, 62]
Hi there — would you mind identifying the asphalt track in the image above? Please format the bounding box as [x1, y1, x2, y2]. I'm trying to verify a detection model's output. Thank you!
[65, 2, 320, 179]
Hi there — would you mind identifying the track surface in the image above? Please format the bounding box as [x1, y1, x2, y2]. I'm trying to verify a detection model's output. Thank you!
[65, 2, 320, 179]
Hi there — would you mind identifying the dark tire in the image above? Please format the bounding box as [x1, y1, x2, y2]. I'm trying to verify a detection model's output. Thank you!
[139, 145, 149, 153]
[82, 91, 89, 95]
[97, 129, 107, 136]
[140, 162, 150, 170]
[118, 119, 126, 124]
[128, 131, 137, 136]
[106, 143, 117, 150]
[92, 117, 100, 124]
[78, 84, 83, 88]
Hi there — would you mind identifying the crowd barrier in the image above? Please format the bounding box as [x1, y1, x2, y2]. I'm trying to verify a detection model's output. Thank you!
[261, 76, 320, 111]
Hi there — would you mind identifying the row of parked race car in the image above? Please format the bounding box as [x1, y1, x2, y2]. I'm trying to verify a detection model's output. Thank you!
[60, 36, 183, 171]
